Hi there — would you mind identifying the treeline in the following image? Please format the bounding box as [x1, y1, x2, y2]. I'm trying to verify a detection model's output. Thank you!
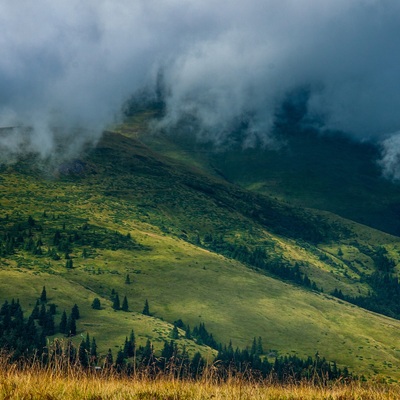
[0, 297, 352, 383]
[332, 271, 400, 319]
[0, 214, 145, 260]
[332, 246, 400, 320]
[78, 324, 352, 384]
[198, 234, 319, 291]
[0, 288, 82, 360]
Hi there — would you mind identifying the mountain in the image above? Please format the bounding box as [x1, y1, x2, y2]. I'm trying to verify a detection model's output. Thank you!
[1, 117, 400, 380]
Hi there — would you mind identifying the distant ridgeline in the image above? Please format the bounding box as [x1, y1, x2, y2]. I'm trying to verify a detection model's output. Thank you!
[0, 293, 353, 383]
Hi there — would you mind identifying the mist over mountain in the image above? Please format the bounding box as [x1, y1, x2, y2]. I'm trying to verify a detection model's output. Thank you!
[1, 1, 400, 175]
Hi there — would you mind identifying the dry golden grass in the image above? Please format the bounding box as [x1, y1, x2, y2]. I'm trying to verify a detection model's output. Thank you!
[0, 356, 399, 400]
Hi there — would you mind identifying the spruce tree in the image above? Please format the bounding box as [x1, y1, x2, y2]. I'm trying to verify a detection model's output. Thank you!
[171, 325, 179, 339]
[125, 274, 131, 284]
[112, 294, 120, 310]
[38, 304, 46, 326]
[115, 349, 125, 372]
[142, 299, 150, 316]
[185, 325, 191, 339]
[30, 303, 40, 319]
[91, 337, 98, 362]
[85, 333, 91, 351]
[79, 340, 89, 368]
[91, 298, 101, 310]
[59, 310, 67, 334]
[40, 286, 47, 303]
[129, 329, 135, 348]
[65, 340, 76, 364]
[71, 304, 80, 320]
[104, 348, 113, 369]
[121, 296, 129, 312]
[44, 310, 55, 335]
[67, 315, 77, 336]
[48, 303, 57, 315]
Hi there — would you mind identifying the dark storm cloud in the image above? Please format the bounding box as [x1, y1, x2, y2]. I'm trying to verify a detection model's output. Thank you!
[1, 0, 400, 167]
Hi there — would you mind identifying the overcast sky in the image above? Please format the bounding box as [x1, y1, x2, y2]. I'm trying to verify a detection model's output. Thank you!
[1, 0, 400, 169]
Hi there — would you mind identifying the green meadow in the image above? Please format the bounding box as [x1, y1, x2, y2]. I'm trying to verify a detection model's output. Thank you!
[1, 122, 400, 381]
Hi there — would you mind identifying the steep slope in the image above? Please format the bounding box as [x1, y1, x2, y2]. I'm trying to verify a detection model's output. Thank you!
[135, 112, 400, 237]
[1, 131, 400, 379]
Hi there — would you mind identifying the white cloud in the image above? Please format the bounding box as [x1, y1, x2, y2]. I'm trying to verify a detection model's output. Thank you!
[1, 0, 400, 160]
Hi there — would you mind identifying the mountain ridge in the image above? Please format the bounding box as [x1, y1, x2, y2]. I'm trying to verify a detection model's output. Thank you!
[1, 125, 400, 379]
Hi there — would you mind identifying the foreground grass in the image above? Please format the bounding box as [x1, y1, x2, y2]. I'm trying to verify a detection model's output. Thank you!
[0, 365, 399, 400]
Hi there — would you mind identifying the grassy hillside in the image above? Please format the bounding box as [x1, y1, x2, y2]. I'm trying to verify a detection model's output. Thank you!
[136, 112, 400, 238]
[1, 129, 400, 380]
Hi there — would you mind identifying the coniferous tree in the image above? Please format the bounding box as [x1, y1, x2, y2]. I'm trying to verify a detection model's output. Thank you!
[129, 329, 135, 348]
[67, 315, 77, 336]
[48, 303, 57, 315]
[44, 310, 55, 335]
[115, 349, 125, 372]
[171, 325, 179, 339]
[125, 274, 131, 284]
[257, 336, 264, 355]
[40, 286, 47, 303]
[59, 310, 67, 334]
[91, 298, 101, 310]
[185, 325, 191, 339]
[121, 296, 129, 312]
[113, 294, 120, 310]
[142, 299, 150, 316]
[65, 340, 77, 364]
[78, 340, 89, 368]
[85, 333, 91, 351]
[71, 304, 80, 320]
[38, 304, 46, 326]
[104, 348, 113, 369]
[30, 302, 40, 319]
[91, 337, 98, 362]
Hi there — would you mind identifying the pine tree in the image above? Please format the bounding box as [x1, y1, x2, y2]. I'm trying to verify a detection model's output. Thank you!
[48, 303, 57, 315]
[123, 330, 135, 358]
[125, 274, 131, 284]
[129, 329, 135, 348]
[85, 333, 91, 351]
[71, 304, 80, 320]
[91, 298, 101, 310]
[257, 336, 264, 355]
[91, 337, 98, 362]
[121, 296, 129, 312]
[142, 299, 150, 316]
[67, 315, 77, 336]
[171, 325, 179, 339]
[115, 349, 125, 372]
[185, 325, 191, 339]
[30, 302, 40, 319]
[59, 310, 67, 334]
[40, 286, 47, 303]
[112, 294, 120, 310]
[44, 310, 55, 335]
[65, 340, 77, 364]
[38, 304, 46, 326]
[78, 340, 89, 368]
[104, 348, 113, 369]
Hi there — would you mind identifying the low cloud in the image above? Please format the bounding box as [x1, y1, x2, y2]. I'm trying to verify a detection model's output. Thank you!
[1, 1, 400, 168]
